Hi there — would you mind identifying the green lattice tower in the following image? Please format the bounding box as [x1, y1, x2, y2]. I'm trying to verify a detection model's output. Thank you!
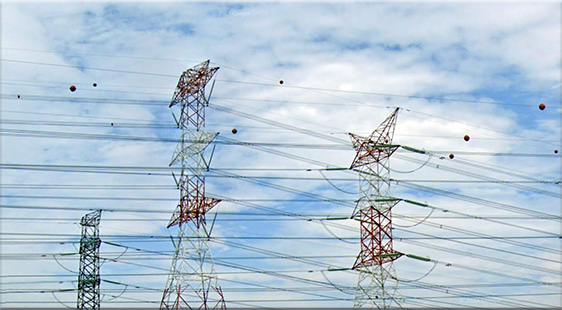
[77, 210, 102, 310]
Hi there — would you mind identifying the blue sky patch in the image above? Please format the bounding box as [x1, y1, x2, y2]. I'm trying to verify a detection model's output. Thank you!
[169, 23, 195, 36]
[341, 41, 371, 51]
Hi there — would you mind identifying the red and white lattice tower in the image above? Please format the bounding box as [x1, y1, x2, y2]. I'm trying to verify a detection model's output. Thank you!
[160, 60, 226, 309]
[349, 108, 402, 309]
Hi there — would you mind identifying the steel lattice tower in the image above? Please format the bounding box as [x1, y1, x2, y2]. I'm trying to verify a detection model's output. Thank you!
[77, 210, 102, 310]
[160, 60, 226, 310]
[349, 108, 402, 309]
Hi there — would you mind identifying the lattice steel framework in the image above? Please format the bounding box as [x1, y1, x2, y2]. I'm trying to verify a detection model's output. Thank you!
[349, 108, 402, 309]
[77, 210, 102, 310]
[161, 60, 226, 310]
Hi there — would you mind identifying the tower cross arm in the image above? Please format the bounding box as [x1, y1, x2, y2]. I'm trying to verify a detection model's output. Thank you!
[167, 197, 221, 229]
[169, 60, 219, 108]
[169, 131, 219, 167]
[349, 108, 400, 169]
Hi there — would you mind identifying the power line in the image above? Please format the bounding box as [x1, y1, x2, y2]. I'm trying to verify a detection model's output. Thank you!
[3, 55, 560, 308]
[2, 57, 547, 108]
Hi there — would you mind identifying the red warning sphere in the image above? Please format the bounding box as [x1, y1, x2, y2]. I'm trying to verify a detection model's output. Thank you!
[279, 80, 284, 85]
[69, 85, 77, 92]
[231, 128, 237, 134]
[555, 149, 559, 154]
[93, 83, 98, 87]
[539, 103, 546, 110]
[111, 123, 114, 126]
[449, 154, 454, 159]
[463, 135, 470, 142]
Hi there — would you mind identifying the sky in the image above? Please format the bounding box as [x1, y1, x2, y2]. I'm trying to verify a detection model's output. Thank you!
[1, 1, 561, 308]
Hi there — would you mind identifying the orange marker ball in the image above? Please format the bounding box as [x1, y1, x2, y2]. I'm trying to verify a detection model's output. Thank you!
[231, 128, 237, 134]
[449, 154, 454, 159]
[69, 85, 77, 92]
[463, 135, 470, 142]
[539, 103, 546, 110]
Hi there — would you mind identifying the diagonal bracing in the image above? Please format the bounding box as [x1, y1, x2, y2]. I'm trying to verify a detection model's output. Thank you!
[349, 108, 403, 309]
[77, 210, 102, 310]
[161, 60, 226, 310]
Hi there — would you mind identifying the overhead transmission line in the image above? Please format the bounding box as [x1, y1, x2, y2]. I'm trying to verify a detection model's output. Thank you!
[105, 239, 560, 308]
[1, 57, 546, 107]
[101, 240, 562, 307]
[3, 56, 559, 149]
[2, 55, 556, 308]
[3, 232, 556, 308]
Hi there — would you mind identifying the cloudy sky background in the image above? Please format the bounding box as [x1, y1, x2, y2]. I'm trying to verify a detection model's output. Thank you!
[1, 2, 561, 308]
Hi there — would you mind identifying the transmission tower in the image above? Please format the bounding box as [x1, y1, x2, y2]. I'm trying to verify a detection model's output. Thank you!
[160, 60, 226, 310]
[77, 210, 102, 310]
[349, 108, 402, 309]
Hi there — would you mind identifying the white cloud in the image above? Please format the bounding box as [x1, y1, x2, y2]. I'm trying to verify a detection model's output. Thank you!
[1, 2, 560, 308]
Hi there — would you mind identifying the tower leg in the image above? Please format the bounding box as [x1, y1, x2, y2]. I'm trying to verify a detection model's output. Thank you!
[161, 222, 225, 309]
[354, 264, 400, 309]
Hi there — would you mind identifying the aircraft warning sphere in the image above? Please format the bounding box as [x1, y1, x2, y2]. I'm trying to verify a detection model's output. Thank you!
[463, 135, 470, 141]
[93, 83, 98, 87]
[539, 103, 546, 110]
[449, 154, 454, 159]
[555, 149, 559, 154]
[17, 95, 20, 99]
[231, 128, 237, 134]
[279, 80, 284, 85]
[69, 85, 77, 92]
